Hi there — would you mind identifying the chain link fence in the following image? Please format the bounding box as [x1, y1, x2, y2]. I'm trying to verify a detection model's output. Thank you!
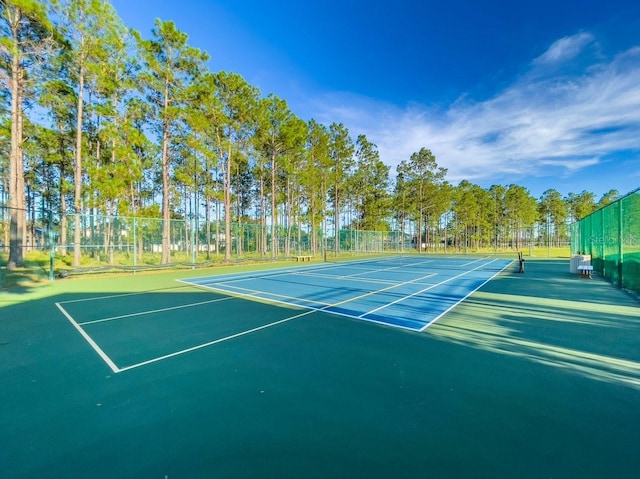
[1, 210, 400, 282]
[0, 206, 56, 286]
[571, 188, 640, 294]
[2, 206, 569, 286]
[45, 215, 415, 268]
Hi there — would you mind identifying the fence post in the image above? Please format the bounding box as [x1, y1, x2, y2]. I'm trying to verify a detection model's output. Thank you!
[601, 209, 606, 276]
[191, 218, 196, 268]
[618, 199, 623, 288]
[48, 209, 54, 281]
[133, 217, 137, 273]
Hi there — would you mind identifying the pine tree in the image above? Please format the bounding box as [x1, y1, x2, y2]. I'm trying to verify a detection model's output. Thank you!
[134, 19, 208, 264]
[0, 0, 57, 268]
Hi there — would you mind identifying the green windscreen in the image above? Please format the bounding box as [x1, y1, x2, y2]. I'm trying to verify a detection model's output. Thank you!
[571, 188, 640, 293]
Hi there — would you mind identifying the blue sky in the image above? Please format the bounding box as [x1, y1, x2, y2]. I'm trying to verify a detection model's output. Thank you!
[111, 0, 640, 200]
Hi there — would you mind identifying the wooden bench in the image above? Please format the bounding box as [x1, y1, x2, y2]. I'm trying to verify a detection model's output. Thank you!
[577, 265, 593, 279]
[293, 255, 312, 262]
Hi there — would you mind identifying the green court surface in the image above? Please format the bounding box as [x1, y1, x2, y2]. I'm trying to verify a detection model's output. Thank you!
[1, 257, 639, 478]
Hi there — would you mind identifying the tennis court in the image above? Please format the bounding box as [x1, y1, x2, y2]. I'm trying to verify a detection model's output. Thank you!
[180, 256, 513, 330]
[53, 256, 512, 374]
[1, 255, 639, 478]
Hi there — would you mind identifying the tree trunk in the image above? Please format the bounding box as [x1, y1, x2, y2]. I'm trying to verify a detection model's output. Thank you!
[260, 175, 266, 257]
[161, 82, 171, 264]
[309, 195, 317, 255]
[205, 193, 211, 260]
[7, 6, 25, 269]
[285, 177, 292, 257]
[224, 145, 232, 261]
[235, 164, 242, 258]
[270, 152, 277, 258]
[334, 188, 339, 256]
[59, 150, 68, 256]
[73, 52, 85, 268]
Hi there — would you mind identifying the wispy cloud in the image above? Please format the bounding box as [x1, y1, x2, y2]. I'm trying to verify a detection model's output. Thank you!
[304, 32, 640, 193]
[532, 32, 595, 66]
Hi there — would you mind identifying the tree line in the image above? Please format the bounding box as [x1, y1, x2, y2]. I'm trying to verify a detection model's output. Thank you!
[0, 0, 620, 269]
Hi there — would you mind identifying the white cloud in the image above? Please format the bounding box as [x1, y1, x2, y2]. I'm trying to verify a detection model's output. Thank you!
[302, 32, 640, 193]
[532, 32, 595, 66]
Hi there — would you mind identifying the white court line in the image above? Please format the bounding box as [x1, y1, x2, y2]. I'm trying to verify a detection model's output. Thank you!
[123, 268, 442, 373]
[185, 263, 335, 287]
[78, 296, 235, 326]
[184, 268, 441, 322]
[179, 265, 440, 316]
[290, 270, 399, 285]
[180, 258, 506, 325]
[182, 280, 333, 308]
[207, 271, 437, 309]
[67, 257, 511, 374]
[178, 280, 331, 309]
[418, 259, 514, 331]
[192, 257, 441, 295]
[294, 258, 435, 280]
[57, 285, 194, 304]
[460, 257, 493, 268]
[116, 309, 318, 373]
[211, 266, 407, 287]
[360, 258, 504, 319]
[55, 302, 121, 373]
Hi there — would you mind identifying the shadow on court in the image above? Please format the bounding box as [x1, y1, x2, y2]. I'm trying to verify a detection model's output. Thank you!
[428, 258, 640, 383]
[0, 258, 638, 478]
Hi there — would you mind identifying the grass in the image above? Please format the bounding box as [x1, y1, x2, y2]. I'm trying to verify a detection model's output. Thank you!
[0, 245, 571, 291]
[0, 251, 53, 288]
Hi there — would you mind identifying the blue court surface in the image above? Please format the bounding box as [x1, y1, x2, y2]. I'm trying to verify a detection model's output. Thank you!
[180, 255, 513, 331]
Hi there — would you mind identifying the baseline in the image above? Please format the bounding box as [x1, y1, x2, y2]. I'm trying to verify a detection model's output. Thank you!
[55, 302, 121, 374]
